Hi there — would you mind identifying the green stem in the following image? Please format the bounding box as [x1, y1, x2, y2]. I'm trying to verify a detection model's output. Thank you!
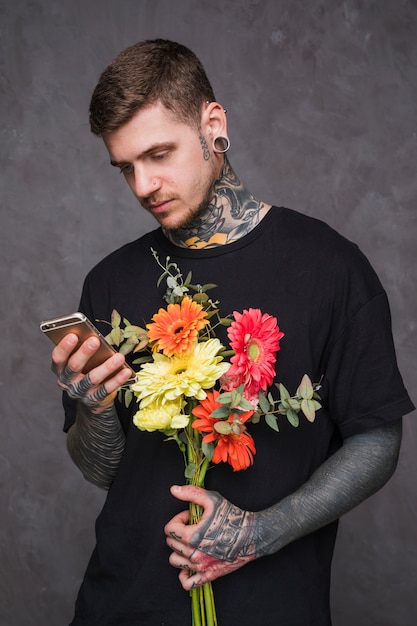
[191, 588, 202, 626]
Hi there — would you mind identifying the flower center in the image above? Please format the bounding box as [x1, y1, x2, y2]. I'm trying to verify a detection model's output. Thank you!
[247, 338, 261, 363]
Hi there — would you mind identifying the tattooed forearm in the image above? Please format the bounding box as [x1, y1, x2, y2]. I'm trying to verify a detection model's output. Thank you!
[66, 402, 126, 489]
[252, 420, 402, 557]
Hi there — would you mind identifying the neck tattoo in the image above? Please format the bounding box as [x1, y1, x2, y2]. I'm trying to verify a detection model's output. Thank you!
[166, 159, 270, 249]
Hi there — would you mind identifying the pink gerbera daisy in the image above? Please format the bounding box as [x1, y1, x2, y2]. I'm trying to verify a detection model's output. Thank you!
[225, 308, 284, 396]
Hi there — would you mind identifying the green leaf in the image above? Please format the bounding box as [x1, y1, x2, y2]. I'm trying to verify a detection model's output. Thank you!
[184, 270, 193, 286]
[258, 392, 271, 414]
[288, 397, 301, 411]
[219, 317, 233, 326]
[110, 327, 122, 346]
[200, 283, 218, 292]
[132, 355, 153, 365]
[132, 338, 149, 353]
[216, 391, 232, 404]
[124, 389, 133, 408]
[210, 406, 231, 418]
[286, 409, 299, 428]
[119, 342, 134, 355]
[301, 398, 316, 422]
[230, 387, 243, 408]
[218, 349, 234, 358]
[184, 463, 196, 480]
[202, 441, 214, 461]
[250, 411, 261, 424]
[111, 309, 121, 328]
[193, 292, 209, 303]
[278, 383, 291, 401]
[238, 397, 255, 412]
[297, 374, 314, 400]
[265, 413, 280, 432]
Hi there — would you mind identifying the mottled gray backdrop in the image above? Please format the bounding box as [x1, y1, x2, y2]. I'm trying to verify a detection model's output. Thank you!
[1, 1, 416, 624]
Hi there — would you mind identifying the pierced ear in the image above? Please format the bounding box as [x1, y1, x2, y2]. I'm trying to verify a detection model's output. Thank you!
[203, 101, 227, 138]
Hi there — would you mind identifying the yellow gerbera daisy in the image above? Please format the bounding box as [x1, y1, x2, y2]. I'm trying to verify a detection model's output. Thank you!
[131, 338, 229, 408]
[133, 399, 188, 432]
[146, 297, 209, 356]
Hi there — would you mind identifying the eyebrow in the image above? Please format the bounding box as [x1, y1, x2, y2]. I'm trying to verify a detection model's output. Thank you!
[110, 142, 177, 167]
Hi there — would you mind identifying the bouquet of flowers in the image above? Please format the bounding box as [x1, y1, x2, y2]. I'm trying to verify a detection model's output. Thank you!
[105, 249, 322, 626]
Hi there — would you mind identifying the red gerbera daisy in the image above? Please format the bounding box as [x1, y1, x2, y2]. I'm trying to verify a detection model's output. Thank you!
[146, 297, 209, 356]
[192, 390, 256, 472]
[226, 308, 284, 396]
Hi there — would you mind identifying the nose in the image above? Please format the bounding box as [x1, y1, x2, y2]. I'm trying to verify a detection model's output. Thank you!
[130, 166, 161, 199]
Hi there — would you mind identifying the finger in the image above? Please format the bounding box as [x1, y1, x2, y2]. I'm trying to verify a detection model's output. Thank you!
[165, 509, 190, 535]
[65, 336, 101, 373]
[51, 333, 79, 369]
[178, 567, 208, 590]
[85, 352, 132, 391]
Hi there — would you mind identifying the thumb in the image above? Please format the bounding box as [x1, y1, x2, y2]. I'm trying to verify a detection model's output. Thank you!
[170, 484, 207, 505]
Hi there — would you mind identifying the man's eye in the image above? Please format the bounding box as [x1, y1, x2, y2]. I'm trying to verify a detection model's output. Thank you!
[119, 164, 133, 174]
[152, 152, 168, 161]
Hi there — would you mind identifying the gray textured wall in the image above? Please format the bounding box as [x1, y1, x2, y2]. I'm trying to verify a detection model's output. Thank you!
[1, 1, 416, 624]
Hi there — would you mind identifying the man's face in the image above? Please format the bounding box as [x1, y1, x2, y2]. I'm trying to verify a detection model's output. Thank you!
[103, 102, 221, 231]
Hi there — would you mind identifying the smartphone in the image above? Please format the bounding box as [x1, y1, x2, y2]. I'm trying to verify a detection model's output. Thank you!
[40, 312, 137, 385]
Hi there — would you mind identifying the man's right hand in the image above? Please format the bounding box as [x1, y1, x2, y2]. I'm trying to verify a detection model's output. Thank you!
[51, 333, 133, 411]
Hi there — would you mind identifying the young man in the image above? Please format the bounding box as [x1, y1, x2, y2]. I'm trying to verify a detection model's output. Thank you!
[51, 40, 414, 625]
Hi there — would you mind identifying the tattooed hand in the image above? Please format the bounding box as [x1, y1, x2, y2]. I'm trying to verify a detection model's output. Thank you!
[51, 333, 132, 412]
[165, 485, 258, 590]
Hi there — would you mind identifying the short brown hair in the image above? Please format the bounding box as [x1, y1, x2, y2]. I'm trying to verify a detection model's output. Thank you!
[89, 39, 216, 135]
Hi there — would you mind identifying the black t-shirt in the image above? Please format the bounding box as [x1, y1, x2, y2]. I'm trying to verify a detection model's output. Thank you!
[65, 207, 414, 626]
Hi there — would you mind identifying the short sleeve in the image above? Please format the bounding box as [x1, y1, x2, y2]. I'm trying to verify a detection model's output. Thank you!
[323, 291, 415, 438]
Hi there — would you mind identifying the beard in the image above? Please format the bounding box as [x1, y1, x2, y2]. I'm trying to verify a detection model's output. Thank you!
[159, 181, 216, 235]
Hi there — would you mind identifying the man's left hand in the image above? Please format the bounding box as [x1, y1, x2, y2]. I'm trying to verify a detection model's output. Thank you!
[164, 485, 257, 590]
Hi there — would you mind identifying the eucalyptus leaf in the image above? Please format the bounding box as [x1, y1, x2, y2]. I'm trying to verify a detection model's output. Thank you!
[184, 463, 196, 480]
[238, 398, 255, 412]
[301, 398, 316, 422]
[265, 413, 280, 432]
[297, 374, 314, 400]
[218, 349, 235, 357]
[133, 338, 149, 352]
[202, 441, 214, 461]
[258, 392, 271, 414]
[184, 270, 193, 286]
[111, 309, 121, 328]
[286, 409, 299, 428]
[132, 355, 153, 365]
[278, 383, 290, 401]
[230, 388, 243, 408]
[288, 397, 301, 411]
[210, 406, 231, 418]
[193, 293, 209, 303]
[110, 327, 122, 346]
[201, 283, 218, 291]
[124, 389, 133, 408]
[216, 391, 232, 404]
[119, 343, 134, 355]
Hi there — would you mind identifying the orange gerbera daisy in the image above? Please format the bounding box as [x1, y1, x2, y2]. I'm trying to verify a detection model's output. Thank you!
[192, 390, 256, 472]
[146, 297, 209, 356]
[226, 308, 284, 396]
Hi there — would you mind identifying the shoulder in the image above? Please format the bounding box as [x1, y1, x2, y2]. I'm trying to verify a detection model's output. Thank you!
[85, 228, 161, 281]
[270, 206, 378, 276]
